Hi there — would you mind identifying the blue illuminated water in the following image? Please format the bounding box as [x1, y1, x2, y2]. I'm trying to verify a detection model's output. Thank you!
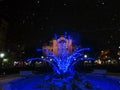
[4, 74, 120, 90]
[27, 47, 91, 75]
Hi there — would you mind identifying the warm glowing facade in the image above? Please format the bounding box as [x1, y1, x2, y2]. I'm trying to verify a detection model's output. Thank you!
[42, 35, 74, 56]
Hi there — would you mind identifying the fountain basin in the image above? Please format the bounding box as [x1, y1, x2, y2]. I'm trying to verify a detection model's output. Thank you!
[3, 73, 120, 90]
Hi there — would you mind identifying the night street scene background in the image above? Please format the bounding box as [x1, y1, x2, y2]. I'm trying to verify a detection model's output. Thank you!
[0, 0, 120, 90]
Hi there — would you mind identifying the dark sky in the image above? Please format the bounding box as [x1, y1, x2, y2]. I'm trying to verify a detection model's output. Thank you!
[0, 0, 120, 51]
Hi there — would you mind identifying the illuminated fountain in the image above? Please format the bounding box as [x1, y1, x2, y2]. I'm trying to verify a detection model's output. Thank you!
[27, 33, 90, 75]
[24, 33, 97, 89]
[4, 33, 120, 90]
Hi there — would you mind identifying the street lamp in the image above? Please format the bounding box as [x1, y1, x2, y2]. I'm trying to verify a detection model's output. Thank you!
[119, 57, 120, 60]
[119, 46, 120, 49]
[0, 53, 5, 58]
[84, 54, 88, 58]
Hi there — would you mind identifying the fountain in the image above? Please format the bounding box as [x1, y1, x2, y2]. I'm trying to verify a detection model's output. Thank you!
[25, 33, 97, 89]
[4, 33, 120, 90]
[27, 33, 91, 75]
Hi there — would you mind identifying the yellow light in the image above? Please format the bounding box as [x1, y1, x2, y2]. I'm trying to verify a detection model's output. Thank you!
[3, 58, 8, 62]
[98, 59, 102, 64]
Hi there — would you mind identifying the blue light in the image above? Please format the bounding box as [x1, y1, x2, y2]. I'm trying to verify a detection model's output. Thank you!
[27, 47, 90, 74]
[26, 33, 92, 75]
[36, 48, 42, 52]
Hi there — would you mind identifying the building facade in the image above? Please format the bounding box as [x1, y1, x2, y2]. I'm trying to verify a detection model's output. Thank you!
[42, 35, 75, 56]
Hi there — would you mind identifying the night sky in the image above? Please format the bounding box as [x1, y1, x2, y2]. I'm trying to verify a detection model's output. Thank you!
[0, 0, 120, 52]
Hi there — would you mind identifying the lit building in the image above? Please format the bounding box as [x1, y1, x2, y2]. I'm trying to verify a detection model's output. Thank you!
[42, 35, 75, 56]
[96, 49, 118, 64]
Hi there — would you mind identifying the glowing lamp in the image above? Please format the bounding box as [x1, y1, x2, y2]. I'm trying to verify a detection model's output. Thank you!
[0, 53, 5, 58]
[84, 55, 88, 58]
[3, 58, 8, 62]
